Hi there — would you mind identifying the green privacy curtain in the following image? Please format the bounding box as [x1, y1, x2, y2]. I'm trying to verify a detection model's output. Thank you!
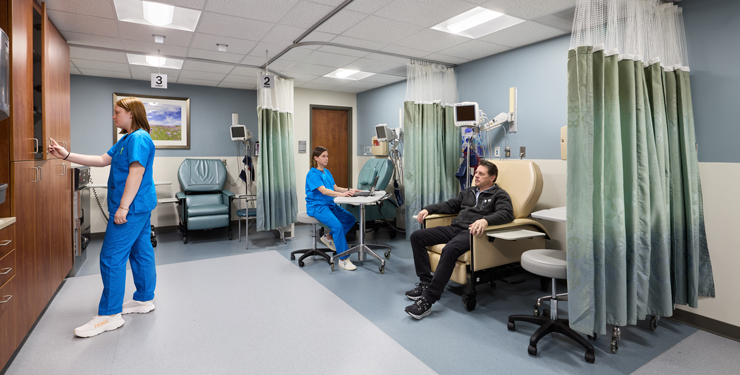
[403, 61, 461, 236]
[256, 77, 298, 231]
[566, 0, 714, 336]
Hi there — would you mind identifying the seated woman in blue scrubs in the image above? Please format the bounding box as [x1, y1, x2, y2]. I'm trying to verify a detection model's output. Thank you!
[306, 146, 359, 271]
[48, 97, 157, 338]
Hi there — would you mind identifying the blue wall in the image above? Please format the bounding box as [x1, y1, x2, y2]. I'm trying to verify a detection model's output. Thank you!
[355, 81, 406, 155]
[70, 75, 257, 156]
[682, 0, 740, 163]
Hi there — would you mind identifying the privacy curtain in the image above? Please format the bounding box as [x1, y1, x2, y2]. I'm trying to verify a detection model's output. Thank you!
[567, 0, 714, 336]
[403, 61, 460, 237]
[256, 77, 298, 231]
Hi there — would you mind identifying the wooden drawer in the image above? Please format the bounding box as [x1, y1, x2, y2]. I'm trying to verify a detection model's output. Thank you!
[0, 224, 14, 260]
[0, 250, 15, 290]
[0, 275, 18, 369]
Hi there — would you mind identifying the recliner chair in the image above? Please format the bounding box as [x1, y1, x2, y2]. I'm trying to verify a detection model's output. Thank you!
[422, 160, 550, 311]
[341, 158, 399, 237]
[176, 159, 235, 243]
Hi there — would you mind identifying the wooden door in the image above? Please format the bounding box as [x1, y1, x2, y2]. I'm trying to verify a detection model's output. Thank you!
[34, 160, 52, 309]
[9, 0, 35, 161]
[311, 107, 351, 188]
[50, 160, 72, 282]
[10, 161, 37, 335]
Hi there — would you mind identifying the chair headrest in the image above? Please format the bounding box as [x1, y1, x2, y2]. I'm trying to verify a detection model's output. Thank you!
[178, 159, 227, 192]
[358, 158, 393, 190]
[482, 160, 543, 219]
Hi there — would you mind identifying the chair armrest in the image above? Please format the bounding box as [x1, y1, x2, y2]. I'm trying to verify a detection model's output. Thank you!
[221, 190, 235, 197]
[176, 192, 186, 200]
[468, 218, 551, 271]
[423, 213, 458, 229]
[482, 218, 550, 239]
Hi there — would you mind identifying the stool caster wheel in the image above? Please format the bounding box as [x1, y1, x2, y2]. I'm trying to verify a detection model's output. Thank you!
[528, 345, 537, 356]
[182, 235, 188, 244]
[588, 333, 597, 341]
[298, 260, 305, 267]
[379, 264, 385, 274]
[463, 296, 477, 312]
[650, 315, 659, 331]
[507, 321, 515, 331]
[331, 262, 335, 271]
[585, 351, 595, 364]
[533, 303, 540, 316]
[384, 250, 391, 259]
[389, 231, 397, 239]
[290, 254, 295, 260]
[610, 338, 619, 353]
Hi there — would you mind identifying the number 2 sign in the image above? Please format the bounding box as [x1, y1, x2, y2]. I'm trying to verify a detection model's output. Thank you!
[260, 74, 275, 89]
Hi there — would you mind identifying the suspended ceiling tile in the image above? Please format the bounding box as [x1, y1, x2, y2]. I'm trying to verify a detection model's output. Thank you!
[392, 29, 471, 53]
[361, 73, 407, 84]
[43, 0, 116, 19]
[282, 62, 337, 76]
[300, 31, 337, 43]
[345, 0, 395, 14]
[330, 36, 388, 51]
[333, 85, 369, 93]
[154, 0, 207, 8]
[176, 77, 221, 87]
[342, 16, 425, 44]
[345, 80, 386, 89]
[342, 59, 404, 74]
[205, 0, 299, 23]
[260, 24, 306, 45]
[78, 68, 131, 80]
[46, 10, 120, 38]
[531, 7, 575, 32]
[222, 74, 258, 84]
[240, 55, 270, 66]
[188, 48, 246, 64]
[181, 60, 235, 74]
[130, 65, 182, 78]
[72, 59, 131, 73]
[478, 21, 566, 48]
[190, 34, 257, 55]
[265, 59, 297, 71]
[282, 72, 321, 83]
[277, 47, 315, 61]
[218, 81, 254, 90]
[438, 40, 510, 61]
[318, 45, 370, 58]
[247, 41, 292, 59]
[423, 53, 468, 65]
[479, 0, 577, 20]
[382, 65, 407, 76]
[464, 0, 488, 3]
[179, 70, 227, 81]
[70, 46, 128, 63]
[279, 1, 336, 29]
[299, 51, 359, 68]
[230, 66, 263, 77]
[122, 40, 189, 57]
[315, 10, 369, 35]
[70, 67, 82, 75]
[297, 82, 342, 91]
[63, 32, 124, 50]
[364, 53, 409, 64]
[306, 0, 346, 6]
[309, 76, 356, 86]
[117, 24, 194, 47]
[196, 12, 273, 41]
[380, 44, 430, 59]
[374, 0, 476, 28]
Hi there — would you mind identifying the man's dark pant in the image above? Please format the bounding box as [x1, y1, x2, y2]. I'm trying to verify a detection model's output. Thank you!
[410, 225, 470, 304]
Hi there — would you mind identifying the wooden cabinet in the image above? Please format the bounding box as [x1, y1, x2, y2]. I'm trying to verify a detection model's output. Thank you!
[8, 0, 35, 161]
[0, 274, 18, 368]
[11, 161, 38, 335]
[43, 5, 70, 157]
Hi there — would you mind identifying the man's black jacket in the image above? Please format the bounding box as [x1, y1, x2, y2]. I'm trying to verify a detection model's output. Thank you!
[423, 184, 514, 229]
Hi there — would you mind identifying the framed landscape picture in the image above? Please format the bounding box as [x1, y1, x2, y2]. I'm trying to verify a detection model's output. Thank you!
[113, 93, 191, 149]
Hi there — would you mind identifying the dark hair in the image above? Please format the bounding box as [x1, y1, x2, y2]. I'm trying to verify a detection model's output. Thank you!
[115, 97, 151, 134]
[311, 146, 328, 168]
[478, 160, 498, 183]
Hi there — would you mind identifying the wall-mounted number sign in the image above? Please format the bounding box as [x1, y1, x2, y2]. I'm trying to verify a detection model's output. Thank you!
[151, 73, 167, 89]
[260, 74, 275, 89]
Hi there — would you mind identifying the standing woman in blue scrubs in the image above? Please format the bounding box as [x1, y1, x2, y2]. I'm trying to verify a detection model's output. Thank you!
[48, 97, 158, 338]
[306, 146, 358, 271]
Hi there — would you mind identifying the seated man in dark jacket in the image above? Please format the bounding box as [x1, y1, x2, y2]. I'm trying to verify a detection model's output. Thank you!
[405, 160, 514, 319]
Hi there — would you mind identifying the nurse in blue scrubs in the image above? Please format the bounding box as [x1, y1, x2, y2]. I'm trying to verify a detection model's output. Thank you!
[306, 146, 358, 271]
[48, 97, 158, 338]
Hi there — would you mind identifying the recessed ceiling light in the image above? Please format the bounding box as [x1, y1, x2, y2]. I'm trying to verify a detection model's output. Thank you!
[432, 7, 524, 39]
[114, 0, 201, 32]
[324, 68, 375, 80]
[127, 53, 183, 69]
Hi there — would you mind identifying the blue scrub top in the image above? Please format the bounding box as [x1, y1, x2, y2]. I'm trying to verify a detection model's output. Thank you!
[106, 129, 157, 214]
[305, 168, 336, 214]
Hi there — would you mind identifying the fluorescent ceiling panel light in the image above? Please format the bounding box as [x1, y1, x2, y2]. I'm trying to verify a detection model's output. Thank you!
[114, 0, 201, 32]
[324, 69, 375, 80]
[432, 7, 525, 39]
[127, 53, 183, 69]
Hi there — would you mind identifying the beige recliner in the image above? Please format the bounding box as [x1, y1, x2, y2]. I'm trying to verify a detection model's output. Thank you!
[423, 160, 549, 311]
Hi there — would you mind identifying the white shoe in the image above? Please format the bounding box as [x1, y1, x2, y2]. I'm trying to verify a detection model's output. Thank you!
[74, 314, 124, 338]
[122, 299, 155, 315]
[337, 258, 356, 271]
[320, 235, 336, 251]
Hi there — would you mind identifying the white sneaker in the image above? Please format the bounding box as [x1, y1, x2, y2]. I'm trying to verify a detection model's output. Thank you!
[320, 235, 336, 251]
[74, 314, 124, 338]
[122, 299, 155, 315]
[337, 258, 356, 271]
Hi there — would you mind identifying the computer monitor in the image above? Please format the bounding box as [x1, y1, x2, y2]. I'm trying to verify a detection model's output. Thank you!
[375, 124, 396, 142]
[454, 102, 479, 127]
[230, 125, 249, 141]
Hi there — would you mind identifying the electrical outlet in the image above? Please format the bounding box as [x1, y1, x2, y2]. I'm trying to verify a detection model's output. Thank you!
[519, 146, 526, 158]
[505, 147, 511, 157]
[494, 147, 500, 157]
[364, 146, 372, 155]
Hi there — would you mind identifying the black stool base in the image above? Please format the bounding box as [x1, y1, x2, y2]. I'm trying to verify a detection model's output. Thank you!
[290, 248, 335, 267]
[508, 314, 595, 363]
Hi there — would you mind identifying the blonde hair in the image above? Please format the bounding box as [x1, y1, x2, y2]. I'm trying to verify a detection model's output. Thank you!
[311, 146, 327, 168]
[115, 97, 151, 134]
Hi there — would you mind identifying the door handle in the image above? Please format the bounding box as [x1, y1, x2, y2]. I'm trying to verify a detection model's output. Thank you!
[31, 166, 38, 183]
[33, 138, 38, 154]
[62, 141, 67, 150]
[0, 295, 11, 304]
[0, 268, 12, 275]
[0, 240, 11, 246]
[38, 166, 43, 181]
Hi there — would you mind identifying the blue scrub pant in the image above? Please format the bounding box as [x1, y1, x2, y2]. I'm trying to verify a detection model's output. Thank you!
[312, 204, 355, 260]
[98, 211, 157, 315]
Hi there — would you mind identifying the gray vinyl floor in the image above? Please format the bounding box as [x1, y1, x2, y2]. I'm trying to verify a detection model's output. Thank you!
[3, 224, 738, 374]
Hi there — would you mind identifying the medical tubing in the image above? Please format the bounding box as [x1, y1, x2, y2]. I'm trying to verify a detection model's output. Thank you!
[90, 177, 109, 223]
[374, 200, 406, 233]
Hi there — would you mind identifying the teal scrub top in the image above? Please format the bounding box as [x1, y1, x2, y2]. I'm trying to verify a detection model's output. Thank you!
[106, 129, 157, 214]
[305, 168, 336, 212]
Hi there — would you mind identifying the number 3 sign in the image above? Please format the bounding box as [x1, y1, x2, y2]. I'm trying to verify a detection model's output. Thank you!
[151, 73, 168, 89]
[260, 74, 275, 89]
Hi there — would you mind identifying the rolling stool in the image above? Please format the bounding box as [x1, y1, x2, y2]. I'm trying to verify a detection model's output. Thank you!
[290, 212, 334, 267]
[507, 249, 595, 363]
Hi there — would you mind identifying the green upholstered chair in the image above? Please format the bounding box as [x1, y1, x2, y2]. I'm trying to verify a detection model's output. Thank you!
[341, 158, 399, 238]
[176, 159, 235, 243]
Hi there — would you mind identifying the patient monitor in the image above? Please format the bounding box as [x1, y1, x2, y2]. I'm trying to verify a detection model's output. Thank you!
[454, 102, 479, 127]
[230, 113, 253, 142]
[375, 123, 400, 143]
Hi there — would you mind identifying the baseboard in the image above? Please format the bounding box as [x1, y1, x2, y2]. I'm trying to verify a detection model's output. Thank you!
[667, 309, 740, 343]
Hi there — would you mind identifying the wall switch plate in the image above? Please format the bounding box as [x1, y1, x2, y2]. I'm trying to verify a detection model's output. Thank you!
[494, 147, 500, 157]
[505, 147, 511, 157]
[519, 146, 526, 158]
[364, 146, 372, 155]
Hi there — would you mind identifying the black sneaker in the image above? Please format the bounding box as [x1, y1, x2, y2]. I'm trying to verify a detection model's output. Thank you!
[405, 282, 429, 301]
[405, 297, 432, 320]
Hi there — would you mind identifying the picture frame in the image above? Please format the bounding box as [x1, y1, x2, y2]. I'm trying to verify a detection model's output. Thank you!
[113, 93, 191, 149]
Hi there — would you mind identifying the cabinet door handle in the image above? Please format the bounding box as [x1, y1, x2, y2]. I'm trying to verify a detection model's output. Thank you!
[39, 166, 43, 181]
[0, 295, 11, 304]
[64, 163, 68, 175]
[60, 163, 65, 176]
[31, 166, 38, 182]
[0, 240, 10, 246]
[33, 138, 38, 153]
[63, 141, 68, 150]
[0, 268, 11, 275]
